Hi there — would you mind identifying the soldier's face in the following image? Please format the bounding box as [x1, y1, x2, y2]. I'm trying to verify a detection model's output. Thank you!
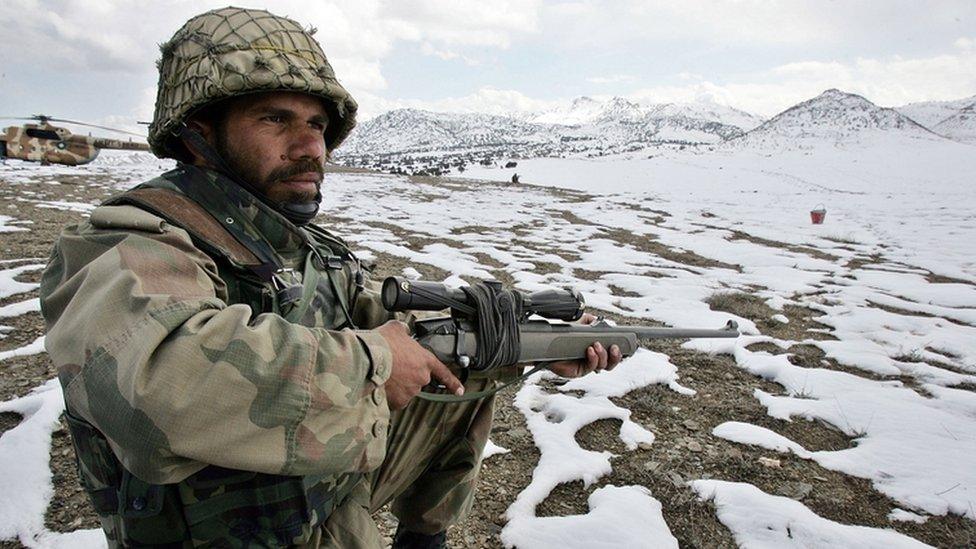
[211, 92, 328, 204]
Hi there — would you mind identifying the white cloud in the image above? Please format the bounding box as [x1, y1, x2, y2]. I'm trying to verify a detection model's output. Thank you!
[0, 0, 157, 71]
[385, 0, 541, 48]
[354, 87, 560, 120]
[420, 42, 480, 66]
[2, 1, 974, 124]
[587, 74, 636, 84]
[554, 1, 975, 51]
[628, 43, 976, 116]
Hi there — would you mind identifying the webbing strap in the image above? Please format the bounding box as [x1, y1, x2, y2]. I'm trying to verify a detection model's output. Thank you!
[165, 173, 283, 281]
[117, 188, 264, 268]
[283, 251, 321, 323]
[414, 364, 547, 403]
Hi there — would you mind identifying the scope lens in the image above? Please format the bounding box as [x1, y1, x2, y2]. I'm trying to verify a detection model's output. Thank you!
[381, 277, 401, 310]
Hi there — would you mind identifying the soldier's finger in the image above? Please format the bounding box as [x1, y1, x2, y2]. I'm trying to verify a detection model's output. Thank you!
[594, 342, 608, 371]
[584, 346, 598, 374]
[429, 359, 465, 396]
[607, 345, 622, 370]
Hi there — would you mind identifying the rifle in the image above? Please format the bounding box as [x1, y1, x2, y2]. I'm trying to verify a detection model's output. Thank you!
[382, 277, 739, 373]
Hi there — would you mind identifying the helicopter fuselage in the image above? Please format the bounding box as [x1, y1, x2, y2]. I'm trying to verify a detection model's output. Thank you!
[0, 123, 148, 166]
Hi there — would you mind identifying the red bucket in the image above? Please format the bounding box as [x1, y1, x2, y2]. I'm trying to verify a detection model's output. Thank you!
[810, 204, 826, 225]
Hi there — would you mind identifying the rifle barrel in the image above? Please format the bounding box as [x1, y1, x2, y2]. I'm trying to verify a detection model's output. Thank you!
[627, 320, 739, 339]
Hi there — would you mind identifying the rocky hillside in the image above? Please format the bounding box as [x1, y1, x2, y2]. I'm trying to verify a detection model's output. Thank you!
[895, 95, 976, 128]
[334, 89, 975, 175]
[335, 96, 763, 175]
[933, 102, 976, 143]
[728, 89, 943, 150]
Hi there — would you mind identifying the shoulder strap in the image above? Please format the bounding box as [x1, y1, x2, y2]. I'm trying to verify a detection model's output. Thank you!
[111, 187, 275, 281]
[303, 223, 355, 258]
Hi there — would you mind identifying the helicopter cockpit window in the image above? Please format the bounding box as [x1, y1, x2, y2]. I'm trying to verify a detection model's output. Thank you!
[25, 128, 61, 140]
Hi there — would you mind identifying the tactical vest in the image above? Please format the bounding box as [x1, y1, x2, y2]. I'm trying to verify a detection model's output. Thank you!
[63, 181, 369, 547]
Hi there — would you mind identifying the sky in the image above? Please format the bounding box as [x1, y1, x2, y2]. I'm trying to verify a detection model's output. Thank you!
[1, 0, 975, 135]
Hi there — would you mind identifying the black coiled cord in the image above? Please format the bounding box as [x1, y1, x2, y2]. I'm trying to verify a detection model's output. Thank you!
[461, 282, 523, 369]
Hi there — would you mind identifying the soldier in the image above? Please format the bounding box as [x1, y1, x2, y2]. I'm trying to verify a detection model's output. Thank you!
[39, 6, 619, 548]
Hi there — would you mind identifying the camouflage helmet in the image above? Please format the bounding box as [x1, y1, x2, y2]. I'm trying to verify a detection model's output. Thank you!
[148, 6, 357, 159]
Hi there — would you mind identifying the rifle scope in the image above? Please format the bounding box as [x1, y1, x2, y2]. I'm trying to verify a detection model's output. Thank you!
[381, 277, 585, 322]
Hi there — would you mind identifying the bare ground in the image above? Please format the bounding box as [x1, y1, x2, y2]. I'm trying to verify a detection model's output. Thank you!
[0, 168, 973, 548]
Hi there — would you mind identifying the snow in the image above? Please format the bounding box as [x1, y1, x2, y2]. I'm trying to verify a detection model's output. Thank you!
[709, 364, 976, 520]
[483, 439, 510, 459]
[0, 379, 105, 548]
[3, 116, 976, 546]
[895, 96, 976, 128]
[0, 336, 46, 362]
[502, 485, 678, 549]
[0, 298, 40, 318]
[889, 509, 930, 524]
[691, 480, 933, 548]
[0, 264, 44, 300]
[501, 351, 684, 548]
[33, 201, 98, 214]
[0, 215, 28, 233]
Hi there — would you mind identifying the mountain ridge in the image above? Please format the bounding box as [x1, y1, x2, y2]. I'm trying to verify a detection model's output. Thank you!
[335, 90, 974, 174]
[726, 89, 946, 150]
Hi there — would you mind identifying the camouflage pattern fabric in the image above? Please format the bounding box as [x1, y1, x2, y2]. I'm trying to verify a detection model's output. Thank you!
[41, 165, 499, 547]
[149, 6, 357, 159]
[42, 169, 393, 484]
[303, 381, 496, 547]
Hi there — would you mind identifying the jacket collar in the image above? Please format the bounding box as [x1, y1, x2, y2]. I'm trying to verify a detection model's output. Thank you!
[160, 164, 309, 261]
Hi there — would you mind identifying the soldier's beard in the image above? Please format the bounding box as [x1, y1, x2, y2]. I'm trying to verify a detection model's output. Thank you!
[214, 132, 324, 206]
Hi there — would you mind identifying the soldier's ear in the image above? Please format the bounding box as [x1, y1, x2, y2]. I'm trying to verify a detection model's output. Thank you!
[187, 118, 213, 141]
[180, 118, 215, 166]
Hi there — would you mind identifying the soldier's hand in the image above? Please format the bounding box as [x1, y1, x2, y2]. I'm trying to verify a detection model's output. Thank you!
[377, 320, 464, 409]
[547, 313, 623, 378]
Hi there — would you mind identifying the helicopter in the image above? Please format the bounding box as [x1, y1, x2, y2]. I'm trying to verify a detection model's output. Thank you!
[0, 114, 150, 166]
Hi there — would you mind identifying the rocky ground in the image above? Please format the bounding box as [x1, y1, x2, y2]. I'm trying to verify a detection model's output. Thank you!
[0, 165, 973, 548]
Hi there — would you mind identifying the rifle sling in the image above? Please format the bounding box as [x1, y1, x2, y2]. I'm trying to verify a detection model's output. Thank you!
[117, 187, 277, 281]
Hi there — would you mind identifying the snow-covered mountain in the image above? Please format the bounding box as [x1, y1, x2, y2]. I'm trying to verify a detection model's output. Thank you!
[729, 89, 943, 150]
[895, 95, 976, 128]
[336, 96, 764, 173]
[933, 102, 976, 143]
[334, 89, 973, 175]
[338, 109, 553, 155]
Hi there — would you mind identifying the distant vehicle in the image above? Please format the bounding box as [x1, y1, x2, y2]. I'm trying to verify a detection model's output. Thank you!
[0, 115, 149, 166]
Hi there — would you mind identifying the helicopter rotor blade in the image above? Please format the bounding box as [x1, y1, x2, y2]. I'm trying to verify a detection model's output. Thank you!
[44, 117, 147, 138]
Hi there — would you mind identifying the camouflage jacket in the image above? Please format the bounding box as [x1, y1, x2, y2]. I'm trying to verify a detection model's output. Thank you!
[40, 165, 396, 485]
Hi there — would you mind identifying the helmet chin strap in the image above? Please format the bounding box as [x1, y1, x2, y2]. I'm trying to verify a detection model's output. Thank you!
[178, 124, 321, 226]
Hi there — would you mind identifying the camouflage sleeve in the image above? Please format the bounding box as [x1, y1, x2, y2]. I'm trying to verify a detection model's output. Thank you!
[40, 207, 392, 485]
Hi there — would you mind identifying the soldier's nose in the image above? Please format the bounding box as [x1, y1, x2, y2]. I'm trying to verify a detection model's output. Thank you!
[287, 128, 326, 161]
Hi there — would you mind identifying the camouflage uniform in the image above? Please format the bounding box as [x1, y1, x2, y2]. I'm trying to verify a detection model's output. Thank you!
[40, 163, 498, 547]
